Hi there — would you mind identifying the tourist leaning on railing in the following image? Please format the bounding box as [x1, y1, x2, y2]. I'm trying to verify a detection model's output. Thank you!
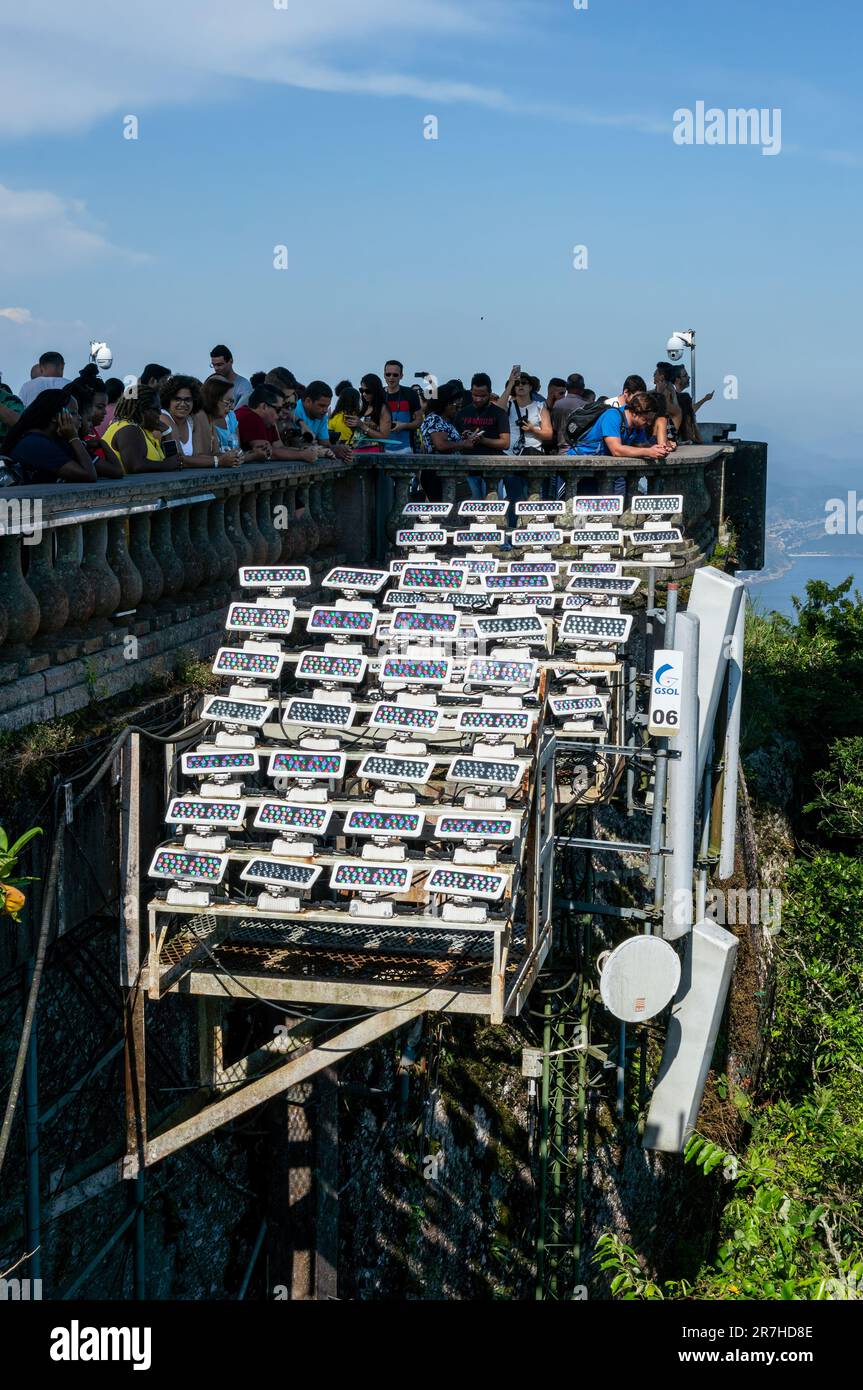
[159, 375, 217, 467]
[352, 374, 391, 454]
[102, 386, 194, 473]
[76, 381, 123, 478]
[498, 366, 553, 525]
[235, 385, 320, 465]
[2, 385, 97, 483]
[418, 379, 479, 502]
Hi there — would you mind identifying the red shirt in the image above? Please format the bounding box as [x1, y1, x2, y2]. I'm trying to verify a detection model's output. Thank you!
[236, 405, 278, 450]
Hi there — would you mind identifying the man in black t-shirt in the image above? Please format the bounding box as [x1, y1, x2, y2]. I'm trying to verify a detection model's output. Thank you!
[456, 372, 510, 498]
[382, 359, 423, 453]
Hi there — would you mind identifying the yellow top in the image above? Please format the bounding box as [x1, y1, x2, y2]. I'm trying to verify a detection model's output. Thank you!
[101, 420, 165, 471]
[328, 412, 354, 444]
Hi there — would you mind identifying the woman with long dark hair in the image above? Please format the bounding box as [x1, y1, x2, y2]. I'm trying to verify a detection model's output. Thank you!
[3, 385, 97, 483]
[355, 373, 392, 451]
[159, 375, 218, 466]
[75, 382, 124, 478]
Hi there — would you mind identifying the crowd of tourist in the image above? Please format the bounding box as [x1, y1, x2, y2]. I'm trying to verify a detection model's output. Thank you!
[0, 345, 713, 491]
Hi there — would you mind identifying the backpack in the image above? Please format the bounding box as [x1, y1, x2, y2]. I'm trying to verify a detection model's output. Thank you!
[564, 397, 618, 446]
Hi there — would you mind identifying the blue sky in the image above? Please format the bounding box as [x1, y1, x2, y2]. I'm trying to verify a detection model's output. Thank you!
[1, 0, 861, 476]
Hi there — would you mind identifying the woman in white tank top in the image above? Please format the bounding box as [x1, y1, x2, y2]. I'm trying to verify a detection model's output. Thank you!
[159, 374, 218, 466]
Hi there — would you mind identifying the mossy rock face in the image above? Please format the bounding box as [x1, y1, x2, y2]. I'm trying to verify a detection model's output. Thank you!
[338, 1020, 534, 1300]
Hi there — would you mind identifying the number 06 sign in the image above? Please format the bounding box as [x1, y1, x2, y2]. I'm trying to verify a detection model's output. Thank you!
[648, 649, 683, 736]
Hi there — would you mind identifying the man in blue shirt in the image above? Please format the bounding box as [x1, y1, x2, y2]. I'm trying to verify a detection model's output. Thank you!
[295, 381, 352, 461]
[574, 392, 670, 459]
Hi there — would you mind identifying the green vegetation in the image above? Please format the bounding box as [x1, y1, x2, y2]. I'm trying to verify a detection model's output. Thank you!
[599, 578, 863, 1300]
[0, 823, 42, 921]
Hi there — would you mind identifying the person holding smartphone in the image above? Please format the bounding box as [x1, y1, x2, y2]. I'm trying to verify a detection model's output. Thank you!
[3, 386, 98, 483]
[455, 372, 511, 499]
[497, 366, 553, 527]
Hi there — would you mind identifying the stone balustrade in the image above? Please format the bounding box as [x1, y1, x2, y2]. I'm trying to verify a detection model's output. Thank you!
[0, 441, 764, 731]
[0, 458, 372, 729]
[371, 443, 733, 572]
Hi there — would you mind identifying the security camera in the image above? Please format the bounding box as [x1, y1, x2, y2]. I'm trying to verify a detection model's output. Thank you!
[90, 341, 113, 370]
[666, 330, 695, 361]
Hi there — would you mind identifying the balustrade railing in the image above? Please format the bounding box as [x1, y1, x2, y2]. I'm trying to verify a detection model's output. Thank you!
[0, 443, 754, 728]
[0, 459, 365, 655]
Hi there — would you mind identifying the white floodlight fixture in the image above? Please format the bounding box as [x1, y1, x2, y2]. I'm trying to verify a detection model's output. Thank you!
[182, 750, 260, 780]
[400, 565, 466, 593]
[212, 646, 286, 682]
[426, 865, 507, 903]
[321, 566, 389, 595]
[383, 590, 425, 608]
[434, 812, 519, 845]
[455, 708, 535, 736]
[357, 752, 436, 787]
[445, 755, 527, 792]
[628, 528, 683, 548]
[510, 526, 565, 549]
[253, 802, 334, 837]
[458, 499, 508, 519]
[571, 495, 625, 520]
[329, 861, 414, 895]
[558, 610, 633, 648]
[149, 846, 228, 905]
[482, 573, 553, 598]
[402, 501, 453, 519]
[241, 856, 323, 911]
[508, 557, 560, 576]
[447, 591, 492, 611]
[474, 612, 545, 644]
[389, 606, 461, 640]
[307, 601, 379, 638]
[343, 806, 426, 840]
[465, 656, 538, 689]
[241, 857, 322, 892]
[371, 701, 443, 736]
[515, 499, 566, 519]
[568, 560, 622, 577]
[295, 650, 368, 685]
[389, 557, 429, 576]
[202, 695, 273, 730]
[450, 556, 499, 574]
[239, 565, 311, 592]
[630, 494, 683, 518]
[529, 593, 556, 612]
[452, 527, 502, 549]
[566, 576, 641, 599]
[267, 749, 346, 783]
[548, 693, 608, 720]
[226, 601, 296, 638]
[165, 797, 247, 833]
[283, 696, 357, 731]
[571, 528, 623, 550]
[396, 526, 449, 550]
[379, 651, 452, 688]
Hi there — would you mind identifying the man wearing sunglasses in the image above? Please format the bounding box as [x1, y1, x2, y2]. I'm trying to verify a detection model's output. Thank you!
[382, 360, 423, 454]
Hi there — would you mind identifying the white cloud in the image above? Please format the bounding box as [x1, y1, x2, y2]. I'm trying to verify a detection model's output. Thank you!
[0, 184, 146, 271]
[0, 0, 640, 139]
[0, 308, 32, 325]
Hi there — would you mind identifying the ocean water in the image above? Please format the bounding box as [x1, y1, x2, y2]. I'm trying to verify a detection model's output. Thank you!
[742, 554, 861, 619]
